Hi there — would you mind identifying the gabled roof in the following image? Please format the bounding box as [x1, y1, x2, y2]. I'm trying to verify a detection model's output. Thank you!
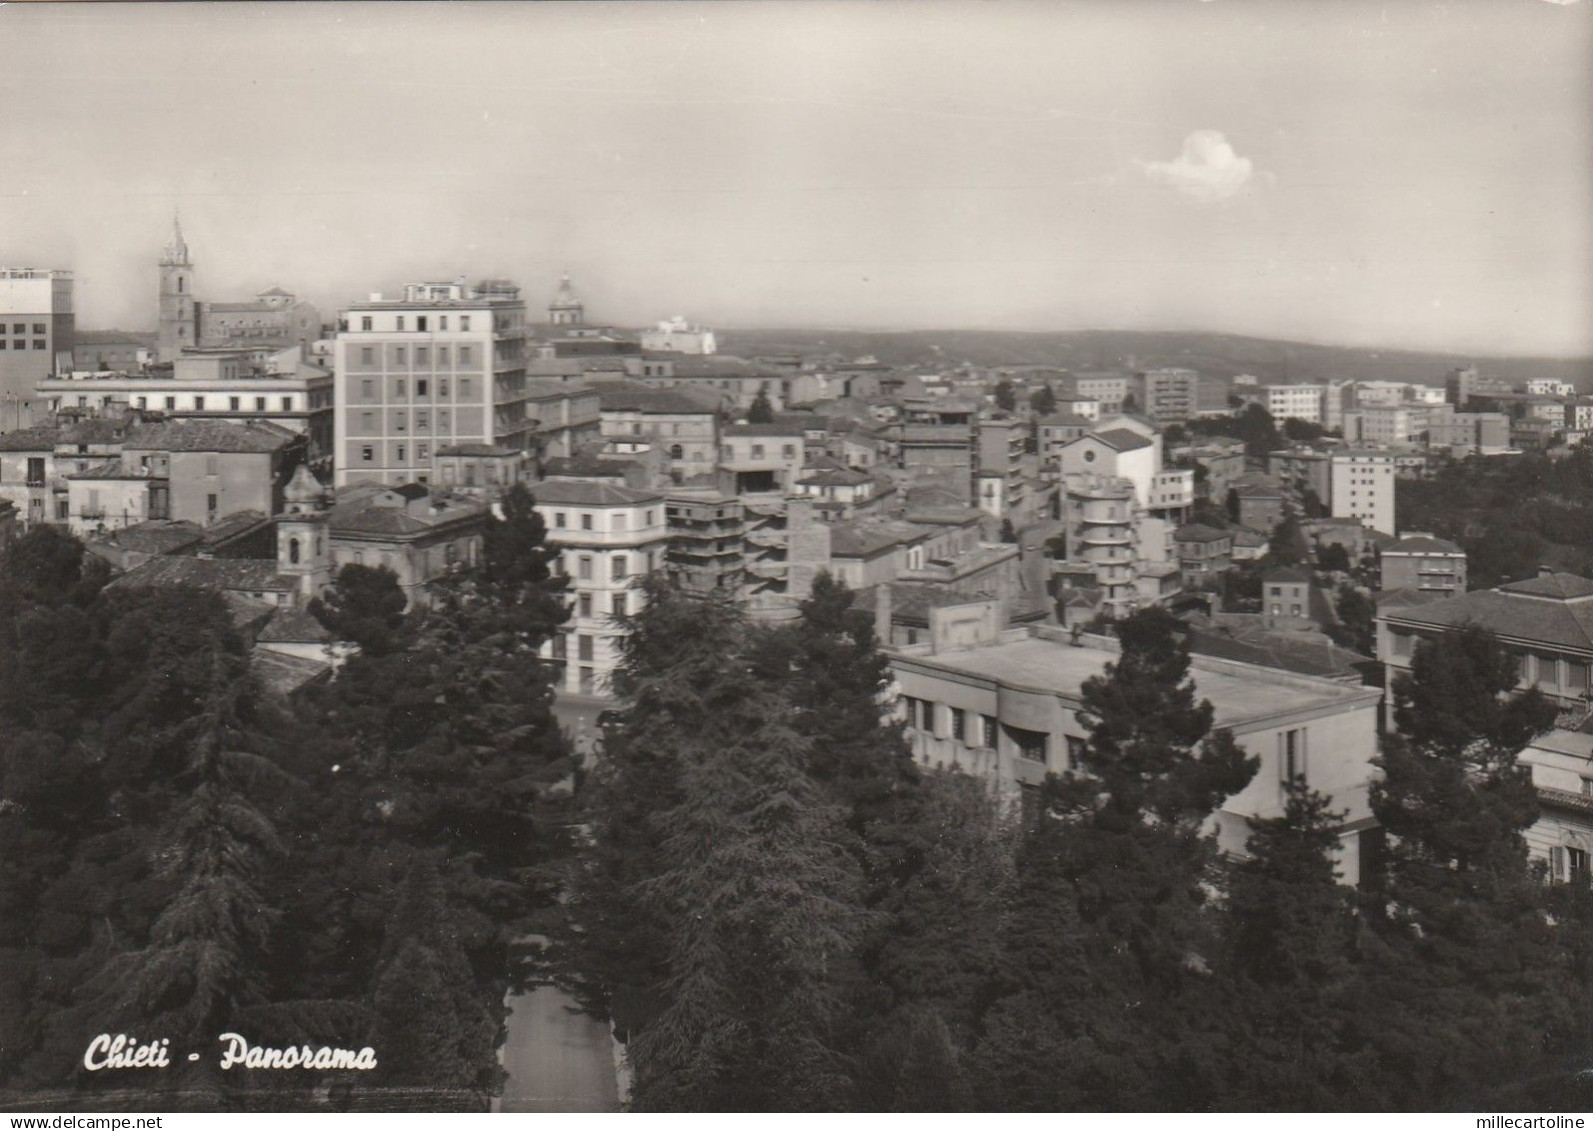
[123, 419, 298, 454]
[1037, 412, 1095, 428]
[89, 519, 205, 557]
[257, 604, 333, 645]
[594, 382, 717, 414]
[1264, 566, 1312, 584]
[1087, 428, 1155, 453]
[798, 468, 872, 488]
[1174, 523, 1232, 544]
[530, 480, 662, 507]
[829, 521, 932, 558]
[109, 555, 298, 594]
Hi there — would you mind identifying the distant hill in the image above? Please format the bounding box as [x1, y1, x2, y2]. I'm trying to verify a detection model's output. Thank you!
[715, 327, 1593, 390]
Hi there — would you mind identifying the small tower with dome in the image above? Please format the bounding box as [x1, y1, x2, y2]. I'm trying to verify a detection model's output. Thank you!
[277, 464, 331, 600]
[548, 272, 584, 327]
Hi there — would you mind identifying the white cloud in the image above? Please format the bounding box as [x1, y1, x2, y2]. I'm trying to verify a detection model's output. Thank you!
[1139, 130, 1262, 202]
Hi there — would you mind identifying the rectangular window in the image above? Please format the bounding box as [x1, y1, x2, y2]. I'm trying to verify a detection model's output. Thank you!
[165, 396, 176, 410]
[611, 554, 628, 581]
[361, 347, 374, 364]
[361, 316, 373, 331]
[416, 316, 428, 332]
[416, 410, 429, 429]
[256, 397, 267, 411]
[416, 347, 429, 364]
[577, 634, 594, 662]
[578, 593, 593, 618]
[194, 396, 206, 411]
[949, 707, 965, 743]
[581, 513, 593, 531]
[281, 396, 294, 413]
[460, 348, 473, 366]
[578, 555, 593, 580]
[362, 378, 374, 397]
[417, 378, 428, 396]
[1280, 729, 1308, 785]
[460, 315, 471, 331]
[206, 493, 218, 515]
[32, 340, 45, 351]
[1066, 735, 1087, 767]
[579, 666, 595, 695]
[395, 316, 405, 332]
[205, 455, 219, 476]
[751, 444, 765, 459]
[1007, 725, 1049, 765]
[555, 512, 567, 528]
[229, 396, 240, 411]
[982, 714, 999, 749]
[361, 445, 374, 462]
[439, 316, 448, 331]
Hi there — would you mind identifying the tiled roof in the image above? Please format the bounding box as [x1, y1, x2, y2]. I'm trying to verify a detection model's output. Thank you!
[90, 519, 205, 556]
[67, 459, 154, 481]
[110, 555, 298, 593]
[530, 480, 662, 506]
[203, 510, 271, 545]
[594, 382, 717, 414]
[251, 649, 331, 697]
[1037, 412, 1095, 428]
[1264, 566, 1312, 584]
[257, 605, 333, 644]
[0, 425, 61, 451]
[829, 521, 931, 557]
[1089, 428, 1155, 452]
[1498, 572, 1593, 600]
[1174, 523, 1232, 544]
[124, 419, 297, 453]
[1381, 583, 1593, 652]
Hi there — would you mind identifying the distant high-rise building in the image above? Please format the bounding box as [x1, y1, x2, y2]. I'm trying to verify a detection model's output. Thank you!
[0, 267, 74, 427]
[333, 278, 529, 486]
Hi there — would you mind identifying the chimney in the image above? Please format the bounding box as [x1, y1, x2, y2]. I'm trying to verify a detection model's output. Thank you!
[874, 583, 892, 648]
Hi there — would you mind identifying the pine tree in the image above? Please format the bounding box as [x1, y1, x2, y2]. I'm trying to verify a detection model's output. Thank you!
[310, 564, 411, 655]
[1029, 384, 1057, 417]
[747, 388, 775, 424]
[1220, 781, 1370, 1110]
[566, 582, 866, 1110]
[1358, 627, 1573, 1109]
[993, 379, 1016, 413]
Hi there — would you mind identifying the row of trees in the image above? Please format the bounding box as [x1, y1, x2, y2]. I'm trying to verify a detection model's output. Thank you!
[559, 583, 1593, 1110]
[0, 488, 574, 1110]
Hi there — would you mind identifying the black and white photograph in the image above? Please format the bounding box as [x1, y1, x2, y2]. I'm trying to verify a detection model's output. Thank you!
[1, 0, 1592, 1116]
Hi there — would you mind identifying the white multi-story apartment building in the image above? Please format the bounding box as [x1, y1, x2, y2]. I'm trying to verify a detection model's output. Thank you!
[1330, 449, 1396, 535]
[333, 279, 528, 486]
[532, 480, 669, 697]
[0, 267, 74, 426]
[1525, 378, 1576, 398]
[1263, 383, 1325, 424]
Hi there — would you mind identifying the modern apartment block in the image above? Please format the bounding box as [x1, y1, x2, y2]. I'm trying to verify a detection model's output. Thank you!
[1329, 449, 1396, 535]
[0, 267, 74, 425]
[1378, 532, 1467, 594]
[1262, 383, 1325, 424]
[334, 279, 529, 486]
[1129, 367, 1198, 424]
[532, 479, 669, 697]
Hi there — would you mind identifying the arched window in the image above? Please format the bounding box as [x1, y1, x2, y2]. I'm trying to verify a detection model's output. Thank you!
[669, 444, 684, 460]
[289, 537, 300, 565]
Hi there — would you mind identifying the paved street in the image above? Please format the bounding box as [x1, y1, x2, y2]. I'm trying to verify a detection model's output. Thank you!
[498, 985, 621, 1113]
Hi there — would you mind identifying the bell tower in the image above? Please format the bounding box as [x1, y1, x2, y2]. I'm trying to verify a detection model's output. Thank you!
[157, 213, 197, 363]
[277, 464, 332, 601]
[548, 272, 584, 327]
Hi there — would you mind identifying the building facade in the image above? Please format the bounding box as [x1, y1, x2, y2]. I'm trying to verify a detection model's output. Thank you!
[0, 267, 73, 425]
[334, 279, 529, 486]
[1379, 533, 1467, 594]
[1329, 450, 1396, 535]
[532, 480, 669, 696]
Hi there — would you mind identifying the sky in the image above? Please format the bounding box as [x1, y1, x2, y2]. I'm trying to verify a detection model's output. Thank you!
[1, 0, 1590, 357]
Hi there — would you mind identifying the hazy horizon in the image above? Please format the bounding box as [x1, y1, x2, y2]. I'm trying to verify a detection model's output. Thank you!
[3, 1, 1590, 358]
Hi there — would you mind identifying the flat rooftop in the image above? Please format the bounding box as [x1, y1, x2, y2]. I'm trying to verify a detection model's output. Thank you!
[895, 634, 1376, 730]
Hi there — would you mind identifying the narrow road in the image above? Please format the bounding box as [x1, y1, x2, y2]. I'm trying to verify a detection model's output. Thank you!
[498, 985, 621, 1113]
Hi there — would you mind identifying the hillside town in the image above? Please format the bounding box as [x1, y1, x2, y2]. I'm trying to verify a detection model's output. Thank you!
[6, 230, 1593, 894]
[5, 0, 1593, 1118]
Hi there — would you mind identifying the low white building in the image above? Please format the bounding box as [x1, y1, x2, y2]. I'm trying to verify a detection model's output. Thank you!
[1263, 383, 1325, 424]
[890, 625, 1383, 882]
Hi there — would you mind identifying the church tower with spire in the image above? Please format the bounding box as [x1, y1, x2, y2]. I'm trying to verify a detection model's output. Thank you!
[157, 214, 198, 363]
[547, 272, 584, 327]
